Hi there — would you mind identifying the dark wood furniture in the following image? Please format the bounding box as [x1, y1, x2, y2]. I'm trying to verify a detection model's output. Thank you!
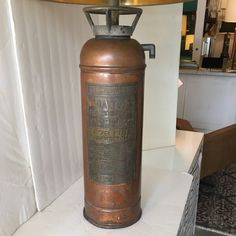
[177, 118, 236, 178]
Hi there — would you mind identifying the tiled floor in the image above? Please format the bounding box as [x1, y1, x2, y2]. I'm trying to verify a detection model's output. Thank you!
[196, 163, 236, 235]
[195, 227, 226, 236]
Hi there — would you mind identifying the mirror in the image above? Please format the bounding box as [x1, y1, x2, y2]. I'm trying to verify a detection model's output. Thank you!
[180, 0, 198, 61]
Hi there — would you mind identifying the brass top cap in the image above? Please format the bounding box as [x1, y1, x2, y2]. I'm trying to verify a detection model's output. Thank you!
[42, 0, 191, 6]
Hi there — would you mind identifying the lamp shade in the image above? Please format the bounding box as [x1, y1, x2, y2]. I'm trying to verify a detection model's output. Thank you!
[225, 0, 236, 22]
[42, 0, 191, 6]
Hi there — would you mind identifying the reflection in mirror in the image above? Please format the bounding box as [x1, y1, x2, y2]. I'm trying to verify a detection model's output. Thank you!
[202, 0, 236, 71]
[180, 0, 197, 62]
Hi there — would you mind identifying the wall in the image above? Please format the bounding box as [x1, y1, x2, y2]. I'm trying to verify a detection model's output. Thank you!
[178, 71, 236, 133]
[0, 1, 36, 235]
[101, 4, 183, 149]
[10, 0, 93, 210]
[98, 4, 182, 149]
[132, 4, 183, 150]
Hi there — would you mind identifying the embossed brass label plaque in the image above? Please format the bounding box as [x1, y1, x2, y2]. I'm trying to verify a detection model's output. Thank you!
[87, 83, 138, 184]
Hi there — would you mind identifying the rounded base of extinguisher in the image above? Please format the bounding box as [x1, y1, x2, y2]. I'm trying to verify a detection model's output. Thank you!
[83, 201, 142, 229]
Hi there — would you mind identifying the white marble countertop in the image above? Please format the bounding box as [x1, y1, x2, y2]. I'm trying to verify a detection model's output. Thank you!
[143, 130, 204, 173]
[14, 130, 203, 236]
[180, 68, 236, 77]
[14, 171, 193, 236]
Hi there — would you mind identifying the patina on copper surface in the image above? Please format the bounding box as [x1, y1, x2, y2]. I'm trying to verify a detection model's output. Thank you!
[80, 36, 145, 228]
[87, 83, 138, 185]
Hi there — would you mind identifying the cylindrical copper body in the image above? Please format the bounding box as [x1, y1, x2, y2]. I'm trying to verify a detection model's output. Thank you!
[80, 37, 146, 228]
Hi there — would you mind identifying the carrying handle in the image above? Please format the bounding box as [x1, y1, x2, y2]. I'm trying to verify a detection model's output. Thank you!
[142, 44, 156, 59]
[83, 6, 142, 36]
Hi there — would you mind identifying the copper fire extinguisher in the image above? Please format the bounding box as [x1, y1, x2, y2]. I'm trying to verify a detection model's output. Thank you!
[80, 6, 155, 228]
